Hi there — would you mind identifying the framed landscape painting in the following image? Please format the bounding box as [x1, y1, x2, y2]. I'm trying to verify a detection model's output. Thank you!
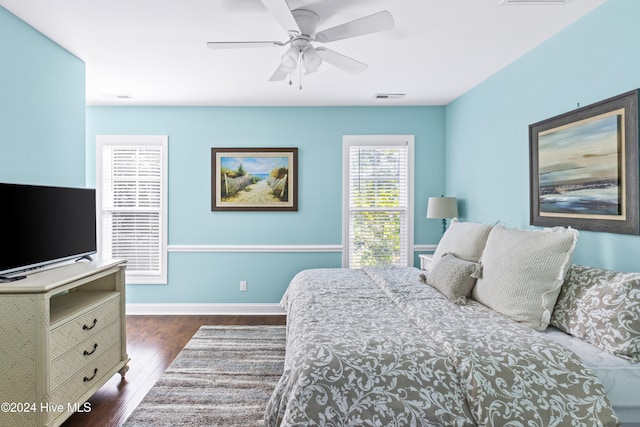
[529, 89, 639, 235]
[211, 147, 298, 211]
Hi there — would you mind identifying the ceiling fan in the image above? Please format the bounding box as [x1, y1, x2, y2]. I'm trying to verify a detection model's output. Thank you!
[206, 0, 394, 85]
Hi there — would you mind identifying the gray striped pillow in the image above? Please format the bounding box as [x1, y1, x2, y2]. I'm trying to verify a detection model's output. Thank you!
[472, 225, 578, 331]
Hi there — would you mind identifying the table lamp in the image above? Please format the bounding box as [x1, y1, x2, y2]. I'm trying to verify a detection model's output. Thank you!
[427, 196, 458, 235]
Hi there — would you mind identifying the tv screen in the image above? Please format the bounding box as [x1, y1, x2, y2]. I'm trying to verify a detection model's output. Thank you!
[0, 183, 97, 279]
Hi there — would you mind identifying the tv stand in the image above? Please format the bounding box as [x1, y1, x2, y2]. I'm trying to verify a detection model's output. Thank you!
[0, 259, 128, 427]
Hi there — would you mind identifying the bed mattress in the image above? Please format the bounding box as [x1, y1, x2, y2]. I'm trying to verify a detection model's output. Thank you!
[543, 327, 640, 426]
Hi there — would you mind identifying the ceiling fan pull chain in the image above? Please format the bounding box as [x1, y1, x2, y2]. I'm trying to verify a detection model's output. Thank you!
[299, 55, 303, 90]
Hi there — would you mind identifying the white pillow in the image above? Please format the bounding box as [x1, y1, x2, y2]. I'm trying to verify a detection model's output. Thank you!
[431, 219, 493, 271]
[472, 225, 578, 331]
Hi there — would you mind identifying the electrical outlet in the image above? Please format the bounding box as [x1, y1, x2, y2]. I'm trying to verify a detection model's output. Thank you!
[240, 280, 247, 292]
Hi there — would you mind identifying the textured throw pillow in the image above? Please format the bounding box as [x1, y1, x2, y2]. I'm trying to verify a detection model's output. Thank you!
[551, 264, 640, 362]
[471, 225, 578, 331]
[426, 252, 482, 305]
[431, 219, 493, 271]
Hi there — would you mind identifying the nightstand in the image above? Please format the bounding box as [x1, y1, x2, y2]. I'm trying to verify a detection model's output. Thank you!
[419, 254, 433, 271]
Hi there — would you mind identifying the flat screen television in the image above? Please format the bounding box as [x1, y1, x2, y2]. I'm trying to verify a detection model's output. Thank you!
[0, 183, 97, 281]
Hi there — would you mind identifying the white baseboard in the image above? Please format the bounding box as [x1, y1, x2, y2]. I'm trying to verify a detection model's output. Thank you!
[126, 303, 285, 315]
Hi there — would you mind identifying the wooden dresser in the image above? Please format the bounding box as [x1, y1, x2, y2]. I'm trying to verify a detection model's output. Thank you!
[0, 259, 129, 427]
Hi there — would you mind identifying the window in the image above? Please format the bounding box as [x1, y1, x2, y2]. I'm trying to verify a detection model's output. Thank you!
[343, 135, 414, 268]
[96, 135, 168, 284]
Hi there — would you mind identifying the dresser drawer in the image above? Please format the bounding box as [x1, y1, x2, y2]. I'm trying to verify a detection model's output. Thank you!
[50, 295, 120, 359]
[50, 320, 121, 390]
[50, 344, 122, 410]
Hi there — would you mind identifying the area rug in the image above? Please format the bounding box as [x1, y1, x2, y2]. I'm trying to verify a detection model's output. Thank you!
[123, 325, 286, 427]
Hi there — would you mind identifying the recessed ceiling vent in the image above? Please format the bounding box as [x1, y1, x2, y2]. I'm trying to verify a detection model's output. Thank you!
[100, 93, 133, 100]
[499, 0, 573, 5]
[374, 93, 405, 100]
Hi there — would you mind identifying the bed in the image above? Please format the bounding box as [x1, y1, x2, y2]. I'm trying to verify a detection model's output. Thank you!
[265, 221, 640, 426]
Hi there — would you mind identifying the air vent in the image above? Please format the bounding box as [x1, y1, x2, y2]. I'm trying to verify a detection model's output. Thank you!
[499, 0, 573, 5]
[374, 93, 405, 100]
[100, 93, 133, 100]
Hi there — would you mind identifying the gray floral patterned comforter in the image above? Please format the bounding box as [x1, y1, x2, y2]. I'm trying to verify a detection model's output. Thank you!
[265, 266, 619, 427]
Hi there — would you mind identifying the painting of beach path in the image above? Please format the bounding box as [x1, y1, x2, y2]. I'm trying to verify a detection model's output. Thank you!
[538, 109, 624, 218]
[211, 147, 297, 211]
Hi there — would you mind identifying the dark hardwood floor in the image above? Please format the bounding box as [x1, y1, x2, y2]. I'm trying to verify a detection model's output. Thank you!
[61, 314, 286, 427]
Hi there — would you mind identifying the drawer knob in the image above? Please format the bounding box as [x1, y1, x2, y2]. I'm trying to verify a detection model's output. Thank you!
[83, 368, 98, 382]
[83, 318, 98, 330]
[83, 343, 98, 356]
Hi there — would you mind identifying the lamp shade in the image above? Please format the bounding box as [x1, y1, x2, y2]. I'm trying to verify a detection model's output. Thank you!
[302, 46, 322, 72]
[281, 46, 300, 71]
[426, 197, 458, 219]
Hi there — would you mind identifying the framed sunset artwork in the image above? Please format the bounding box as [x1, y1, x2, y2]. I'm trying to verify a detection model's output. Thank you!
[529, 90, 639, 235]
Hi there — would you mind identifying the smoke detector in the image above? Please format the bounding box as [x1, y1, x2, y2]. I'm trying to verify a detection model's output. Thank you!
[499, 0, 573, 5]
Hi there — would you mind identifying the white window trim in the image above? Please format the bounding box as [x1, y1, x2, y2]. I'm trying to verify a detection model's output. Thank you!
[96, 135, 168, 284]
[342, 135, 415, 268]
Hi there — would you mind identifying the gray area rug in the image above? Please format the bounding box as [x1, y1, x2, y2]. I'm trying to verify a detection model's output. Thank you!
[123, 325, 286, 427]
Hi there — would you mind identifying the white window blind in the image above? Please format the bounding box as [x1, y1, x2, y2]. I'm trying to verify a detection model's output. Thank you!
[97, 136, 168, 284]
[343, 136, 414, 268]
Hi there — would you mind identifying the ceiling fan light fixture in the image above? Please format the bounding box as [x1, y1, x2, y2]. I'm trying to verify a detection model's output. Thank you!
[281, 45, 300, 71]
[206, 2, 394, 86]
[302, 46, 322, 73]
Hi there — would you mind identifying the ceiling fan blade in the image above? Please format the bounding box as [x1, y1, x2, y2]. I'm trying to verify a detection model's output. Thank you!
[315, 11, 394, 43]
[260, 0, 301, 33]
[269, 66, 289, 82]
[315, 47, 367, 75]
[207, 41, 284, 49]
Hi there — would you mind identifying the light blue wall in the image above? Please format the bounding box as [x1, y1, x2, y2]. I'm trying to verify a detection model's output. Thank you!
[12, 0, 632, 303]
[0, 7, 86, 187]
[87, 106, 446, 303]
[445, 0, 639, 272]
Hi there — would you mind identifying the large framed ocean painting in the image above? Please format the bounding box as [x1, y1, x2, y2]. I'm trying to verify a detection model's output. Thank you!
[211, 147, 298, 211]
[529, 90, 639, 235]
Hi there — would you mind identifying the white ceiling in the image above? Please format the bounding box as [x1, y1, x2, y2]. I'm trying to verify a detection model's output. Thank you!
[1, 0, 605, 106]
